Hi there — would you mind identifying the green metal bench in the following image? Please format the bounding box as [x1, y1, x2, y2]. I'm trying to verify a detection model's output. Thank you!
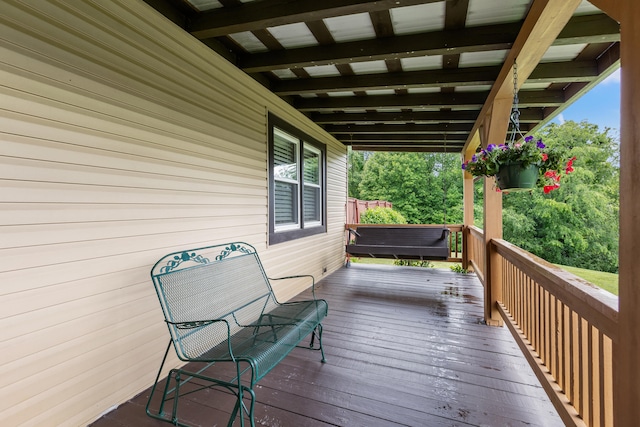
[146, 242, 328, 427]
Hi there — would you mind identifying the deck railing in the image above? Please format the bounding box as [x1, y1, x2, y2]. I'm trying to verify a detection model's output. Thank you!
[490, 238, 618, 427]
[467, 225, 486, 282]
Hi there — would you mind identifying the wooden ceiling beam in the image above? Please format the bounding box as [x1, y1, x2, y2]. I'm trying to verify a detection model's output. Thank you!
[188, 0, 440, 39]
[577, 0, 620, 23]
[553, 13, 619, 45]
[464, 0, 583, 154]
[295, 90, 563, 112]
[528, 43, 620, 134]
[239, 22, 520, 72]
[350, 145, 463, 152]
[311, 111, 480, 124]
[336, 134, 467, 143]
[324, 123, 474, 134]
[237, 14, 616, 72]
[296, 92, 489, 111]
[528, 60, 599, 83]
[274, 60, 600, 95]
[273, 66, 500, 95]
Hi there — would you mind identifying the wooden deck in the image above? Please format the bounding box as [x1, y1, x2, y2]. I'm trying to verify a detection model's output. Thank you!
[90, 264, 562, 427]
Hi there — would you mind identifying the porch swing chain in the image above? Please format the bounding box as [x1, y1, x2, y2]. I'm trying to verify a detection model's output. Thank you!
[442, 128, 447, 228]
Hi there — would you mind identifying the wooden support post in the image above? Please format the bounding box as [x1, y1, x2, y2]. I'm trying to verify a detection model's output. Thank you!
[462, 135, 479, 271]
[481, 99, 511, 327]
[615, 1, 640, 425]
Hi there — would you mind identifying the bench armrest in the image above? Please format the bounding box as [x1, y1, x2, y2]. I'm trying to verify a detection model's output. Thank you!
[166, 319, 237, 360]
[269, 274, 318, 299]
[347, 227, 361, 241]
[441, 228, 450, 240]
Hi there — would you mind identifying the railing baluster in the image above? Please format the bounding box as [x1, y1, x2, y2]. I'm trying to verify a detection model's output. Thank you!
[603, 335, 613, 427]
[582, 319, 593, 426]
[483, 237, 616, 427]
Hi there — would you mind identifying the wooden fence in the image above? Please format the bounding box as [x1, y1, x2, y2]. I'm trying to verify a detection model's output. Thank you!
[346, 198, 392, 224]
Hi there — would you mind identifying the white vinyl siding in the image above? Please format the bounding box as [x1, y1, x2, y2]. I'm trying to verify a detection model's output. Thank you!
[0, 1, 347, 425]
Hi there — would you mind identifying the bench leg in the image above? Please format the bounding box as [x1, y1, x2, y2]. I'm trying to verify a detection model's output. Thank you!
[146, 340, 175, 422]
[228, 384, 255, 427]
[310, 324, 327, 363]
[147, 343, 258, 427]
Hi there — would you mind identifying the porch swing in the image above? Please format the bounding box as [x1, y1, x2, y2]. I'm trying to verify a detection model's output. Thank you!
[345, 135, 452, 265]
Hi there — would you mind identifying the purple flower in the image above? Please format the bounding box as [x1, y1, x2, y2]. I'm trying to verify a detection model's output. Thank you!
[536, 139, 546, 149]
[461, 163, 467, 170]
[487, 144, 497, 152]
[525, 136, 534, 143]
[471, 154, 477, 162]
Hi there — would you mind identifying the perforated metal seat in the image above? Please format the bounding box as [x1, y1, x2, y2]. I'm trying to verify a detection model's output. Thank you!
[146, 242, 328, 427]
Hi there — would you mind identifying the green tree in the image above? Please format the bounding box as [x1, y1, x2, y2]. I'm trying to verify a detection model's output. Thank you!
[357, 152, 463, 224]
[347, 148, 366, 198]
[501, 121, 619, 272]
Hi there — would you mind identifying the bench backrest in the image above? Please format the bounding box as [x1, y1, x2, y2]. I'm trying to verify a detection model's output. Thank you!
[352, 226, 448, 246]
[150, 242, 278, 359]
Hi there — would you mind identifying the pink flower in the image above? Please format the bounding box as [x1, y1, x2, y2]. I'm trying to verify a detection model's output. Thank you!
[543, 183, 561, 194]
[542, 153, 548, 161]
[565, 156, 577, 174]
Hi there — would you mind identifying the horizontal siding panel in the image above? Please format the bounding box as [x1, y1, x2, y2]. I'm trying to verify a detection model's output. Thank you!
[0, 265, 151, 319]
[1, 130, 266, 181]
[0, 223, 267, 272]
[0, 10, 267, 139]
[0, 226, 270, 295]
[0, 159, 266, 197]
[2, 333, 170, 427]
[0, 0, 347, 425]
[1, 215, 266, 249]
[0, 89, 267, 165]
[0, 180, 267, 205]
[0, 281, 152, 345]
[0, 202, 261, 226]
[0, 297, 160, 381]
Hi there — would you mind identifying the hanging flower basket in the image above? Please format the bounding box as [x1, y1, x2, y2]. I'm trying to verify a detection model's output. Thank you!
[496, 162, 539, 191]
[461, 136, 576, 193]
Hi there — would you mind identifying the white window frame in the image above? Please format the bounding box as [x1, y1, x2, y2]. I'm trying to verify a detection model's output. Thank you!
[273, 128, 301, 232]
[269, 114, 326, 245]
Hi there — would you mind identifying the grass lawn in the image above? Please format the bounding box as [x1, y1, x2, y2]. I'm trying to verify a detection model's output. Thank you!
[555, 264, 619, 296]
[348, 257, 619, 296]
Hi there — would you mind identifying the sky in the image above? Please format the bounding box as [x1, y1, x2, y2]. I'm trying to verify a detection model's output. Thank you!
[553, 68, 621, 134]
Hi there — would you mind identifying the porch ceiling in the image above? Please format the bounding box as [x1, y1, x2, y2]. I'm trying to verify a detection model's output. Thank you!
[143, 0, 620, 152]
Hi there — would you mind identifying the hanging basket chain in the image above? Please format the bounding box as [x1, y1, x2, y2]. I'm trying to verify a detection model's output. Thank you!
[510, 61, 525, 143]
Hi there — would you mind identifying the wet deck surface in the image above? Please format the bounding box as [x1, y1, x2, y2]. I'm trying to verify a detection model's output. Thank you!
[91, 264, 562, 426]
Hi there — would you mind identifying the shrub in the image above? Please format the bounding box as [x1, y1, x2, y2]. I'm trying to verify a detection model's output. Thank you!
[394, 259, 434, 268]
[360, 207, 407, 224]
[450, 264, 469, 274]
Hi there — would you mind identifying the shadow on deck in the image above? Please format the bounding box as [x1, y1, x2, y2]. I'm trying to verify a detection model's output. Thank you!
[91, 264, 562, 427]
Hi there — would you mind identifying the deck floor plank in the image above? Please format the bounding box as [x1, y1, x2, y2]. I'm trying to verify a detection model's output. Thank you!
[91, 264, 563, 426]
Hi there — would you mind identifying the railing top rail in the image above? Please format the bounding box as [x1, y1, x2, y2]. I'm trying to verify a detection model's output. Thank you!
[492, 238, 618, 340]
[468, 225, 484, 237]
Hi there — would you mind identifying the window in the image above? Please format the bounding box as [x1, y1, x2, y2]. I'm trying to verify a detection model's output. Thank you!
[269, 114, 326, 244]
